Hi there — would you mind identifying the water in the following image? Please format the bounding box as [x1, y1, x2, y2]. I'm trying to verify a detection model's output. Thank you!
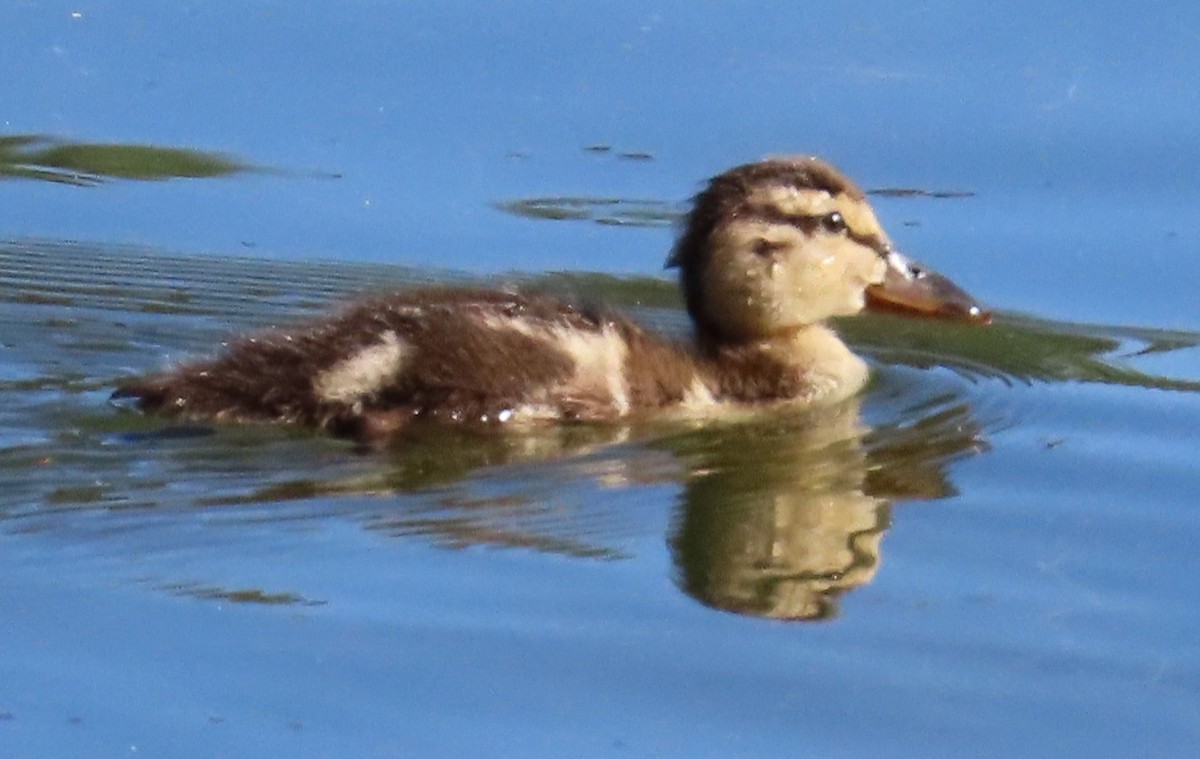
[3, 2, 1200, 757]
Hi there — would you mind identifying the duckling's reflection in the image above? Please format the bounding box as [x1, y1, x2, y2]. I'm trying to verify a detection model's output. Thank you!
[201, 383, 984, 622]
[668, 397, 982, 621]
[670, 401, 883, 621]
[359, 391, 983, 621]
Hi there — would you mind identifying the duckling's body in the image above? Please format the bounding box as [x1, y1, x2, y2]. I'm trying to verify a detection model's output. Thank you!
[117, 288, 867, 437]
[115, 157, 987, 440]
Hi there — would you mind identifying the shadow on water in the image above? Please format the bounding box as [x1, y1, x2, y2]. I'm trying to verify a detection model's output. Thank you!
[0, 134, 249, 186]
[2, 239, 1198, 619]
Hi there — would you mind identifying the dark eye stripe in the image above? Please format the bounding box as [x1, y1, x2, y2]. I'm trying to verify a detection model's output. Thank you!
[742, 206, 890, 257]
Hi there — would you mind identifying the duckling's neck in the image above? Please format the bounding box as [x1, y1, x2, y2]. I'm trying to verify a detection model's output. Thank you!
[698, 324, 870, 407]
[776, 324, 871, 404]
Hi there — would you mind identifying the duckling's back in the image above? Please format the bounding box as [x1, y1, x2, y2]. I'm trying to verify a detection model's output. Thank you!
[114, 288, 703, 440]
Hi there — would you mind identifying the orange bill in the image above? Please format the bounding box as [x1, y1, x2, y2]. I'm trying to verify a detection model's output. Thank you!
[865, 251, 991, 324]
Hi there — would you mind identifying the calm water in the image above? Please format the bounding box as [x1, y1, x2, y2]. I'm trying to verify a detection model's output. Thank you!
[3, 2, 1200, 757]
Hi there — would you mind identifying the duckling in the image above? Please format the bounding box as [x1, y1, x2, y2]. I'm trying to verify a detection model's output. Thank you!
[113, 156, 988, 441]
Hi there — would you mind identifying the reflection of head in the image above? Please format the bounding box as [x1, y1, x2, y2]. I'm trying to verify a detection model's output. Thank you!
[673, 487, 887, 621]
[668, 395, 981, 621]
[669, 401, 880, 620]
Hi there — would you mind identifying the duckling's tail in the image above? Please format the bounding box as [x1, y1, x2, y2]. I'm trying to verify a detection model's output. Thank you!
[110, 377, 182, 415]
[111, 373, 408, 447]
[110, 366, 270, 422]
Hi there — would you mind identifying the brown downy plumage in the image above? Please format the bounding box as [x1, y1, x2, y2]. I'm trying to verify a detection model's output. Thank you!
[114, 156, 988, 441]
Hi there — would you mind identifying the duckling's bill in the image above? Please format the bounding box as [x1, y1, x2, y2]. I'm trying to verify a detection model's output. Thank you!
[865, 251, 990, 324]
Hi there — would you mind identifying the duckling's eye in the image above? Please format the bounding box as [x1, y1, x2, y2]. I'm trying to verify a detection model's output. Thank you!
[819, 211, 847, 234]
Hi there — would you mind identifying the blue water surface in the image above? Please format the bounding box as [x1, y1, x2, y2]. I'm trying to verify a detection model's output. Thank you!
[4, 0, 1200, 324]
[2, 2, 1199, 757]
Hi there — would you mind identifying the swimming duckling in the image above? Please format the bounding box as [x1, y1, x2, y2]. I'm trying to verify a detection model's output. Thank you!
[114, 156, 988, 440]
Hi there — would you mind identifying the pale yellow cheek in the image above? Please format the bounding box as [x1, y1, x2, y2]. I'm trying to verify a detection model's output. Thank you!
[868, 256, 887, 285]
[817, 240, 886, 289]
[776, 248, 876, 319]
[700, 220, 886, 333]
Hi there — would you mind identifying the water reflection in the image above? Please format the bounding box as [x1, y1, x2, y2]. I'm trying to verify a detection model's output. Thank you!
[355, 390, 984, 621]
[166, 389, 983, 621]
[495, 195, 680, 228]
[669, 397, 981, 621]
[0, 134, 247, 186]
[3, 241, 1197, 622]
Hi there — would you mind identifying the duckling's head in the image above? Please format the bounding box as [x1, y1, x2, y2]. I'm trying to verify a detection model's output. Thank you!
[667, 156, 987, 345]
